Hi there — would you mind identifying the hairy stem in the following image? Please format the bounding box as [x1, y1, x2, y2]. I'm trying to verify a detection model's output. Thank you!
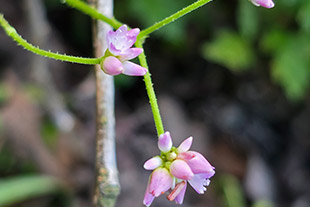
[135, 40, 165, 137]
[138, 0, 213, 39]
[64, 0, 123, 29]
[0, 14, 101, 65]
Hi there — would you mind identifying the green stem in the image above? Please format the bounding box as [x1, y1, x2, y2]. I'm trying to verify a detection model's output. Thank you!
[135, 41, 164, 137]
[0, 14, 101, 65]
[64, 0, 123, 29]
[138, 0, 213, 39]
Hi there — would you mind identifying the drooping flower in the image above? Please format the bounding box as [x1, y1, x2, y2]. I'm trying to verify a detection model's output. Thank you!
[101, 25, 147, 76]
[143, 132, 215, 206]
[250, 0, 275, 8]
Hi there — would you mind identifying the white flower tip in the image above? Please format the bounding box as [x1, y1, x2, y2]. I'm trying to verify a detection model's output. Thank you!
[130, 28, 140, 35]
[251, 0, 260, 7]
[118, 24, 128, 31]
[143, 193, 154, 207]
[158, 131, 173, 152]
[143, 202, 151, 207]
[143, 156, 162, 170]
[140, 67, 148, 75]
[178, 136, 193, 153]
[122, 61, 147, 76]
[268, 1, 275, 8]
[205, 179, 211, 186]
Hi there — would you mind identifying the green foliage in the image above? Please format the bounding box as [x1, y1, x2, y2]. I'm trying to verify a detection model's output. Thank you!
[260, 29, 292, 54]
[202, 31, 255, 72]
[0, 117, 2, 134]
[297, 0, 310, 33]
[41, 118, 59, 148]
[237, 0, 259, 41]
[201, 0, 310, 101]
[0, 148, 16, 174]
[0, 83, 10, 103]
[281, 0, 300, 7]
[24, 84, 45, 102]
[270, 34, 310, 100]
[261, 27, 310, 101]
[217, 174, 246, 207]
[0, 146, 37, 175]
[114, 75, 137, 88]
[0, 175, 61, 206]
[252, 200, 274, 207]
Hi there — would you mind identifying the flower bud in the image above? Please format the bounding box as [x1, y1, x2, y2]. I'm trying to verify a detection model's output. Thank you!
[170, 159, 194, 180]
[149, 168, 173, 197]
[101, 56, 123, 75]
[158, 131, 173, 153]
[251, 0, 274, 8]
[144, 156, 162, 170]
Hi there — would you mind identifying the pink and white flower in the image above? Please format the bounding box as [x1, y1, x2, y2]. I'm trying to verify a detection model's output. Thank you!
[250, 0, 275, 8]
[101, 25, 147, 76]
[143, 132, 215, 206]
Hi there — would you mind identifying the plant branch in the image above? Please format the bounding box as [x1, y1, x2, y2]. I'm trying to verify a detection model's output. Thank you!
[138, 0, 213, 39]
[0, 14, 102, 65]
[64, 0, 123, 29]
[135, 40, 165, 137]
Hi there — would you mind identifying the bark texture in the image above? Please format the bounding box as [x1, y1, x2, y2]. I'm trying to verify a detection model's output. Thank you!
[92, 0, 120, 206]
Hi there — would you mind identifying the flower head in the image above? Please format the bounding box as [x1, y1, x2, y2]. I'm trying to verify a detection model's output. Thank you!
[143, 132, 215, 206]
[250, 0, 275, 8]
[101, 25, 147, 76]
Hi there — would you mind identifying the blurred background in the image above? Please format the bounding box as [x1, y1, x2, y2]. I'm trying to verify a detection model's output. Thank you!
[0, 0, 309, 207]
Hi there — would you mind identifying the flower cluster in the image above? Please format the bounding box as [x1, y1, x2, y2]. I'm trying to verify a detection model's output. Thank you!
[143, 132, 215, 206]
[101, 25, 147, 76]
[250, 0, 275, 8]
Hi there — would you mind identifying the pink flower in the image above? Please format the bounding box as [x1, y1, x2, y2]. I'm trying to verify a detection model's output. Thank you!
[250, 0, 275, 8]
[143, 168, 173, 206]
[101, 25, 147, 76]
[143, 132, 215, 206]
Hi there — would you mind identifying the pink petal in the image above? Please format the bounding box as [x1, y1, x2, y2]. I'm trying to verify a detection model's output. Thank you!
[170, 160, 194, 180]
[177, 151, 195, 160]
[188, 173, 213, 194]
[116, 25, 128, 36]
[126, 28, 140, 48]
[251, 0, 274, 8]
[128, 28, 140, 38]
[149, 168, 173, 197]
[174, 181, 187, 204]
[177, 136, 193, 153]
[144, 156, 162, 170]
[122, 61, 147, 76]
[102, 56, 123, 75]
[110, 25, 135, 52]
[109, 43, 121, 56]
[119, 48, 143, 61]
[158, 131, 173, 153]
[167, 181, 187, 204]
[106, 30, 116, 45]
[178, 151, 215, 175]
[143, 177, 155, 207]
